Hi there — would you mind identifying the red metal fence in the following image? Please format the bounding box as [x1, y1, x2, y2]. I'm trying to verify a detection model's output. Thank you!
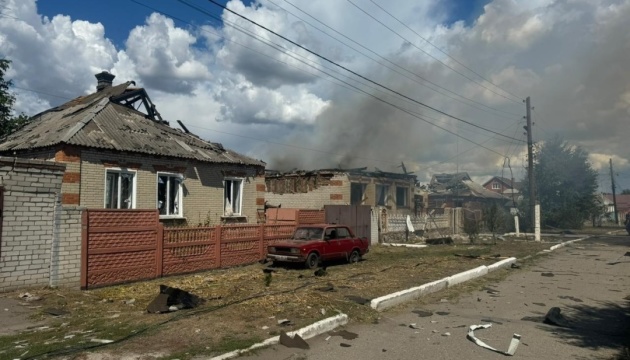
[81, 209, 296, 289]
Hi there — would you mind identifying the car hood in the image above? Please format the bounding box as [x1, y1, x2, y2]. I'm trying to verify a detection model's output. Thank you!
[271, 240, 320, 247]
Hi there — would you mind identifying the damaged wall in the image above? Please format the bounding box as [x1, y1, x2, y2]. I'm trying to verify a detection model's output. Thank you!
[265, 174, 350, 209]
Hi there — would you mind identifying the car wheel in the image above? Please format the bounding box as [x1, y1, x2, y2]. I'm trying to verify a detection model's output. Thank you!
[306, 253, 320, 269]
[349, 250, 360, 264]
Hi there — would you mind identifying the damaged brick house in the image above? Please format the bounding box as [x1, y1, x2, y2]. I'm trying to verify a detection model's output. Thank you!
[428, 172, 509, 210]
[482, 176, 522, 195]
[0, 72, 265, 225]
[265, 167, 418, 215]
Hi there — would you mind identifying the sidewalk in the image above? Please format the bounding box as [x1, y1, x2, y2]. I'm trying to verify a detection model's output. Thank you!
[245, 236, 630, 360]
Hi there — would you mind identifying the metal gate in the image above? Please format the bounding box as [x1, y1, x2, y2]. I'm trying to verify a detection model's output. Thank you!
[324, 205, 372, 239]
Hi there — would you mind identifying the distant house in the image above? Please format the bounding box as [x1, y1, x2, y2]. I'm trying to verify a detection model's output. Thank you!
[602, 194, 630, 223]
[265, 168, 419, 215]
[0, 71, 266, 226]
[482, 176, 522, 195]
[428, 172, 509, 210]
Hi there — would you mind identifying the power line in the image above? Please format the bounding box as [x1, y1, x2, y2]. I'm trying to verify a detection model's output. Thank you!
[367, 0, 524, 102]
[267, 0, 523, 121]
[206, 0, 524, 143]
[345, 0, 523, 104]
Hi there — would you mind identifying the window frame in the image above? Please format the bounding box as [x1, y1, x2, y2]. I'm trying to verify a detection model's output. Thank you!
[104, 168, 137, 209]
[156, 172, 184, 218]
[492, 182, 501, 190]
[396, 186, 409, 208]
[224, 177, 244, 216]
[376, 184, 390, 206]
[350, 183, 367, 205]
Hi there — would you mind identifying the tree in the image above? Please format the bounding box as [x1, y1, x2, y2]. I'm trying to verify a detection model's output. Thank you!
[519, 135, 599, 230]
[483, 202, 508, 240]
[0, 59, 29, 139]
[621, 189, 630, 195]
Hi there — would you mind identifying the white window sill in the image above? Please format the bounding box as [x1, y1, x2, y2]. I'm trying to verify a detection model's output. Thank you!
[221, 215, 246, 219]
[159, 215, 186, 220]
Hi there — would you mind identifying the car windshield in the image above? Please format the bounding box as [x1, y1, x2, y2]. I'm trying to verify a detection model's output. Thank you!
[293, 227, 324, 240]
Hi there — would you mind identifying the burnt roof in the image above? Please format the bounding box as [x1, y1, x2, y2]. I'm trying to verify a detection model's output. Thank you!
[0, 82, 264, 167]
[265, 167, 416, 181]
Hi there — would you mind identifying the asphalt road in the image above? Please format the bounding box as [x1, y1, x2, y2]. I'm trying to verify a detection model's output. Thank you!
[246, 236, 630, 360]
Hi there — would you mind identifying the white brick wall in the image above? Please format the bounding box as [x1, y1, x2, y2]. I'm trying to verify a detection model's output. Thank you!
[0, 157, 72, 292]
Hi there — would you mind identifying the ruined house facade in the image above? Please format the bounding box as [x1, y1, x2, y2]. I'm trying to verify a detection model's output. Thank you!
[0, 72, 266, 226]
[265, 168, 418, 215]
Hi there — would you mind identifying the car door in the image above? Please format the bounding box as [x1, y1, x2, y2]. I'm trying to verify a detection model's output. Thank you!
[335, 227, 353, 259]
[322, 227, 340, 260]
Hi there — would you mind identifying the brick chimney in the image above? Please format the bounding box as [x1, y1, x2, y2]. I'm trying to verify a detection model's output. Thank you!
[95, 71, 115, 92]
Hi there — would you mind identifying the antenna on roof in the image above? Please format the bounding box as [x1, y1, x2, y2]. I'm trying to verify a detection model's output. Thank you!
[399, 161, 408, 174]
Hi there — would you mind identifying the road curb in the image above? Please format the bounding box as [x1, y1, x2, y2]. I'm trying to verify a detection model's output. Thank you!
[370, 279, 448, 311]
[487, 257, 517, 272]
[208, 314, 348, 360]
[446, 265, 488, 287]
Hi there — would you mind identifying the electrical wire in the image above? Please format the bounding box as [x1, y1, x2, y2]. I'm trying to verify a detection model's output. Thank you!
[345, 0, 523, 104]
[367, 0, 524, 102]
[205, 0, 524, 143]
[267, 0, 523, 121]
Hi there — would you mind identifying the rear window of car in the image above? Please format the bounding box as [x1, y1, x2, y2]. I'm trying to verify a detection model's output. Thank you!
[336, 227, 350, 238]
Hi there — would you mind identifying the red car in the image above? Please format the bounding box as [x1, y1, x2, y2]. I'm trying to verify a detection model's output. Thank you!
[267, 224, 370, 269]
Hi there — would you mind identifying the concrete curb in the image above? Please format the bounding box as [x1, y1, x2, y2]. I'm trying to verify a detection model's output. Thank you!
[209, 314, 348, 360]
[446, 265, 488, 287]
[382, 243, 428, 249]
[486, 257, 517, 272]
[370, 279, 448, 311]
[548, 236, 588, 251]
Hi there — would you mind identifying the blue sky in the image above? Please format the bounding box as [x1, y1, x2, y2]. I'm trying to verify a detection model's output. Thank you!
[35, 0, 488, 48]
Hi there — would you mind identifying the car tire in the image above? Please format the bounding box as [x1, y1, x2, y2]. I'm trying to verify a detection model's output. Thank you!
[306, 252, 320, 269]
[349, 250, 360, 264]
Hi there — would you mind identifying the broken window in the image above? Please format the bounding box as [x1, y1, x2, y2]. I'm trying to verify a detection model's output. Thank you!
[105, 170, 136, 209]
[157, 173, 183, 216]
[492, 182, 500, 190]
[224, 178, 243, 216]
[376, 184, 389, 206]
[396, 186, 408, 207]
[350, 183, 366, 205]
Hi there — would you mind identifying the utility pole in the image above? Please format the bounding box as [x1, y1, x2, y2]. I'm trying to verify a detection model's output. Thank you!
[525, 97, 537, 233]
[610, 158, 619, 225]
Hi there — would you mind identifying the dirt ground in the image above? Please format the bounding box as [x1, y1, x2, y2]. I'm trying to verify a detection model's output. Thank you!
[0, 239, 552, 360]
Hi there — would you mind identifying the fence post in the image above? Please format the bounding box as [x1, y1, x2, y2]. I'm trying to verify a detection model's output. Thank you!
[259, 224, 265, 259]
[156, 222, 164, 278]
[214, 226, 222, 268]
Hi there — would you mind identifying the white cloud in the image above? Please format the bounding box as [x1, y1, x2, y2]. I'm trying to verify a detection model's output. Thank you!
[1, 0, 629, 184]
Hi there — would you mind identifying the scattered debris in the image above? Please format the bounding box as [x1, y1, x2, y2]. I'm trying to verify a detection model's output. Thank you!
[19, 293, 41, 302]
[532, 302, 546, 306]
[511, 263, 521, 269]
[100, 298, 113, 303]
[64, 335, 75, 339]
[328, 330, 358, 340]
[382, 349, 387, 352]
[467, 324, 521, 356]
[345, 295, 370, 305]
[90, 339, 114, 344]
[412, 309, 433, 317]
[107, 313, 120, 319]
[146, 285, 203, 314]
[480, 318, 504, 325]
[262, 326, 269, 330]
[432, 330, 439, 333]
[541, 273, 555, 277]
[483, 287, 500, 294]
[543, 307, 571, 328]
[440, 299, 449, 303]
[278, 319, 293, 326]
[122, 298, 136, 305]
[320, 308, 326, 315]
[409, 323, 421, 329]
[430, 320, 438, 324]
[436, 311, 450, 316]
[442, 332, 451, 336]
[316, 284, 336, 292]
[340, 343, 352, 348]
[44, 308, 69, 317]
[454, 254, 480, 259]
[314, 267, 328, 277]
[279, 331, 309, 350]
[325, 336, 331, 341]
[558, 295, 583, 303]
